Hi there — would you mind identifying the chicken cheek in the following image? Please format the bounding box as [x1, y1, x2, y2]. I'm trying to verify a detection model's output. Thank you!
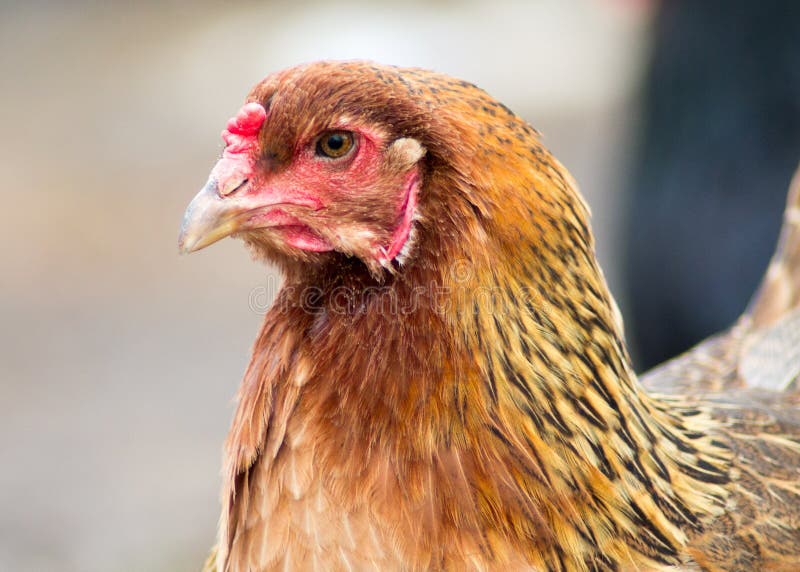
[290, 135, 425, 266]
[319, 137, 424, 266]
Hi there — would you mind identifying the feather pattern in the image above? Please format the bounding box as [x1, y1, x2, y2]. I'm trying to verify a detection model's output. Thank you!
[186, 62, 800, 571]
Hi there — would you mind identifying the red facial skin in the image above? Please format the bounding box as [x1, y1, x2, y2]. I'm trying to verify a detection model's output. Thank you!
[211, 102, 420, 266]
[384, 170, 418, 262]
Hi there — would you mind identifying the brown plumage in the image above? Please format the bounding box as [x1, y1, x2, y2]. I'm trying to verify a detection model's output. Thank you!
[179, 61, 800, 571]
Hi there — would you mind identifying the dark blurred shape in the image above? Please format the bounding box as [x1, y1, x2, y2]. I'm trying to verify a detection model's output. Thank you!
[623, 0, 800, 371]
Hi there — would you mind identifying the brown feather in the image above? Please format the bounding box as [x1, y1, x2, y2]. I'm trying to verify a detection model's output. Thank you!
[188, 62, 800, 571]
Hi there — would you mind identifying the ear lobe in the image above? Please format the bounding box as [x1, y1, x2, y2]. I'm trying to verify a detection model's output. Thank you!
[385, 138, 426, 171]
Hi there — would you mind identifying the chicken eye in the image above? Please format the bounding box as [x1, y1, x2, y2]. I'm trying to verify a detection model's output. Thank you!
[316, 131, 355, 159]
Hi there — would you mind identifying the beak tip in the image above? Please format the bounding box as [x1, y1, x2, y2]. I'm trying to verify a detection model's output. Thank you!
[177, 234, 200, 255]
[178, 178, 232, 257]
[177, 231, 192, 255]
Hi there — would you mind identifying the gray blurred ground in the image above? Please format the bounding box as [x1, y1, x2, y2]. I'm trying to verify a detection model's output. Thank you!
[0, 2, 650, 570]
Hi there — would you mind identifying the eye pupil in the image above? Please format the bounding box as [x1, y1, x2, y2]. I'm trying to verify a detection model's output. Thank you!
[327, 135, 344, 150]
[317, 130, 354, 158]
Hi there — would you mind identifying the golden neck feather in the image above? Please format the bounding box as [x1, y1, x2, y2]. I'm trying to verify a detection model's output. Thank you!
[226, 107, 733, 570]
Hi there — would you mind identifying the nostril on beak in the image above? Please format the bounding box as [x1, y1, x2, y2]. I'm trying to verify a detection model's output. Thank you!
[232, 178, 249, 194]
[220, 177, 250, 197]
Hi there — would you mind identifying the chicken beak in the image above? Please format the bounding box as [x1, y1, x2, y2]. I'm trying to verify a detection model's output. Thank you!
[178, 179, 242, 254]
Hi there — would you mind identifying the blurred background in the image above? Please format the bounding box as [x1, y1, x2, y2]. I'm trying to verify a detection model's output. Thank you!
[1, 1, 797, 570]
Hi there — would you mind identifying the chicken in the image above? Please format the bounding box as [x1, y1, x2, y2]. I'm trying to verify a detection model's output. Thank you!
[178, 61, 800, 571]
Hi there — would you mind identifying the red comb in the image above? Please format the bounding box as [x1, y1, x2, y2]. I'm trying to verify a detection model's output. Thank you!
[221, 102, 267, 154]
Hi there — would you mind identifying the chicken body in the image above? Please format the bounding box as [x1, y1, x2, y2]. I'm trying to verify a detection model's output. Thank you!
[179, 62, 800, 571]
